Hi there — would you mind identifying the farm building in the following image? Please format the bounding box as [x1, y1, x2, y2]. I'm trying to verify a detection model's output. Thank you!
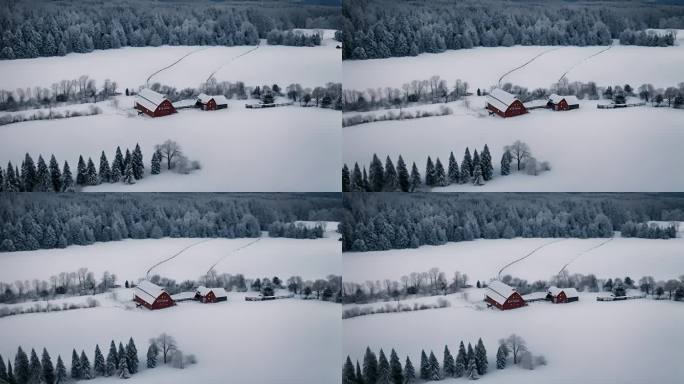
[134, 280, 175, 310]
[547, 94, 579, 111]
[485, 280, 526, 310]
[547, 287, 579, 303]
[485, 88, 528, 118]
[196, 93, 229, 111]
[195, 286, 228, 303]
[135, 88, 176, 117]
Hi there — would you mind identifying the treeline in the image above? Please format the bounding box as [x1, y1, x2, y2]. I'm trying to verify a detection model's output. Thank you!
[619, 29, 677, 46]
[266, 29, 322, 46]
[0, 76, 118, 112]
[0, 105, 103, 127]
[339, 194, 684, 252]
[0, 193, 341, 252]
[267, 221, 325, 239]
[0, 0, 341, 59]
[342, 105, 453, 127]
[620, 221, 677, 239]
[342, 0, 681, 60]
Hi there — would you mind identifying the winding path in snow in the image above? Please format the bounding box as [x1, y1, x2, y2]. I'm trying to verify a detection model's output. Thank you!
[205, 43, 260, 83]
[145, 238, 215, 278]
[497, 238, 567, 279]
[205, 237, 263, 275]
[497, 47, 561, 86]
[145, 46, 211, 86]
[556, 237, 614, 276]
[557, 44, 614, 83]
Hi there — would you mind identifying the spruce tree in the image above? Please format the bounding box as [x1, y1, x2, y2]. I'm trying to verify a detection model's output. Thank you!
[396, 156, 410, 192]
[448, 151, 460, 184]
[70, 350, 81, 380]
[0, 355, 6, 382]
[428, 351, 440, 380]
[132, 143, 144, 179]
[363, 347, 378, 384]
[61, 161, 74, 191]
[419, 350, 429, 380]
[99, 151, 111, 183]
[501, 149, 512, 176]
[467, 357, 479, 380]
[0, 166, 3, 192]
[472, 163, 484, 186]
[151, 150, 162, 175]
[409, 162, 421, 192]
[117, 358, 130, 379]
[35, 155, 51, 192]
[126, 337, 138, 374]
[424, 157, 435, 186]
[86, 157, 99, 185]
[443, 345, 455, 377]
[369, 154, 384, 192]
[41, 348, 55, 384]
[123, 149, 132, 174]
[123, 160, 135, 184]
[434, 157, 446, 186]
[389, 349, 403, 384]
[342, 356, 356, 384]
[105, 341, 117, 376]
[93, 345, 105, 376]
[377, 349, 391, 384]
[112, 146, 124, 180]
[462, 147, 473, 179]
[49, 155, 62, 192]
[21, 153, 37, 191]
[351, 163, 364, 191]
[342, 164, 351, 192]
[5, 162, 19, 192]
[455, 341, 466, 377]
[356, 361, 364, 384]
[146, 343, 158, 369]
[7, 361, 15, 384]
[481, 144, 493, 181]
[475, 338, 487, 375]
[76, 156, 87, 186]
[403, 356, 416, 383]
[79, 351, 91, 379]
[496, 345, 507, 369]
[117, 343, 126, 370]
[28, 349, 41, 384]
[55, 356, 67, 384]
[466, 343, 474, 368]
[362, 167, 370, 191]
[383, 156, 397, 191]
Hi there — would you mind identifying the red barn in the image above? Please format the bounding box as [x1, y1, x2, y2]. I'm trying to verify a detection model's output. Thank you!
[196, 93, 229, 111]
[486, 88, 528, 118]
[134, 280, 175, 310]
[547, 94, 579, 111]
[485, 280, 526, 310]
[547, 286, 579, 303]
[135, 88, 176, 117]
[195, 286, 228, 303]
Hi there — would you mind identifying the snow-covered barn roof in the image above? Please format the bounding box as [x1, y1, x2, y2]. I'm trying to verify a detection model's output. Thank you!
[548, 286, 579, 298]
[197, 93, 229, 106]
[549, 94, 579, 105]
[135, 280, 166, 303]
[486, 280, 517, 305]
[197, 286, 227, 298]
[136, 89, 168, 111]
[486, 88, 519, 111]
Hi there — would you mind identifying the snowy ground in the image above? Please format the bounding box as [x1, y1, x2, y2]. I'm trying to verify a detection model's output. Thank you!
[343, 289, 684, 384]
[0, 97, 340, 191]
[343, 236, 684, 284]
[343, 97, 684, 192]
[0, 33, 341, 92]
[343, 32, 684, 91]
[0, 289, 341, 384]
[0, 230, 341, 284]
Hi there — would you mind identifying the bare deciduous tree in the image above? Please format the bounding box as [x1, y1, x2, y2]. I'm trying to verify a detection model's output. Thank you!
[504, 140, 532, 171]
[151, 333, 177, 364]
[155, 140, 183, 170]
[505, 334, 528, 364]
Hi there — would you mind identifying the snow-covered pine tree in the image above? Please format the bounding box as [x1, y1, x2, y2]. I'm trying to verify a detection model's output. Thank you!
[434, 157, 446, 186]
[49, 154, 62, 192]
[106, 341, 118, 376]
[472, 163, 484, 185]
[496, 344, 507, 369]
[362, 166, 370, 191]
[93, 345, 105, 376]
[404, 356, 416, 383]
[86, 157, 99, 185]
[80, 350, 92, 379]
[448, 151, 460, 184]
[151, 149, 162, 175]
[377, 349, 391, 384]
[383, 156, 398, 191]
[355, 361, 364, 384]
[389, 349, 403, 384]
[55, 355, 67, 383]
[351, 163, 364, 191]
[6, 361, 15, 384]
[76, 156, 87, 186]
[481, 144, 493, 181]
[396, 155, 410, 192]
[475, 338, 487, 375]
[425, 156, 435, 186]
[462, 147, 473, 179]
[132, 143, 144, 180]
[467, 343, 474, 366]
[363, 347, 378, 384]
[112, 146, 124, 177]
[455, 341, 466, 377]
[123, 160, 135, 184]
[117, 357, 130, 379]
[501, 149, 512, 176]
[126, 337, 138, 374]
[467, 357, 479, 380]
[41, 348, 55, 384]
[61, 161, 74, 191]
[342, 356, 356, 384]
[342, 164, 351, 192]
[428, 351, 440, 380]
[419, 350, 429, 380]
[146, 343, 158, 369]
[21, 153, 37, 191]
[4, 162, 18, 192]
[409, 162, 421, 192]
[0, 355, 6, 382]
[123, 149, 132, 174]
[369, 154, 384, 192]
[443, 345, 455, 377]
[70, 349, 81, 379]
[28, 348, 41, 383]
[99, 151, 111, 183]
[34, 155, 51, 192]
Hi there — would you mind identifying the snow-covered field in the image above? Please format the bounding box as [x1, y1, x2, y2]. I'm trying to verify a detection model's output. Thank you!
[0, 290, 341, 384]
[343, 236, 684, 284]
[343, 32, 684, 91]
[343, 289, 684, 384]
[0, 33, 340, 92]
[0, 231, 341, 284]
[0, 97, 340, 191]
[343, 97, 684, 191]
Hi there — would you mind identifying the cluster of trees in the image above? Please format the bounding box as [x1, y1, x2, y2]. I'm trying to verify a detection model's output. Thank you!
[619, 29, 677, 46]
[495, 334, 546, 371]
[340, 193, 684, 252]
[266, 29, 322, 46]
[147, 333, 196, 370]
[0, 105, 102, 127]
[342, 297, 450, 319]
[266, 221, 325, 239]
[343, 105, 452, 127]
[0, 268, 118, 304]
[342, 0, 682, 59]
[0, 1, 340, 59]
[0, 75, 118, 112]
[0, 297, 99, 319]
[0, 193, 341, 252]
[620, 221, 678, 239]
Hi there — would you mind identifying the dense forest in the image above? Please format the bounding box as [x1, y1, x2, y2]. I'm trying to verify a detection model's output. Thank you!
[342, 0, 684, 60]
[0, 0, 341, 59]
[340, 193, 684, 252]
[0, 193, 341, 252]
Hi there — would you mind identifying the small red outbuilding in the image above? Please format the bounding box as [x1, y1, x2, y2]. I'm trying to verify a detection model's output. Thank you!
[547, 94, 579, 111]
[486, 88, 528, 118]
[195, 286, 228, 303]
[196, 93, 229, 111]
[485, 280, 526, 310]
[135, 88, 176, 117]
[547, 286, 579, 303]
[134, 280, 175, 310]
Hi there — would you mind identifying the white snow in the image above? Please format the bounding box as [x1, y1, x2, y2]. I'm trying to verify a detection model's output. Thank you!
[343, 97, 684, 191]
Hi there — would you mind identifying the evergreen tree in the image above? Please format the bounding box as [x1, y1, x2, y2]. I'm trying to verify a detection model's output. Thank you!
[86, 157, 99, 185]
[123, 149, 132, 174]
[363, 347, 378, 384]
[70, 350, 81, 380]
[61, 161, 74, 191]
[434, 157, 446, 186]
[35, 155, 51, 192]
[351, 163, 364, 191]
[28, 349, 41, 384]
[21, 153, 37, 192]
[443, 345, 455, 377]
[501, 149, 512, 176]
[112, 146, 124, 181]
[356, 361, 364, 384]
[462, 147, 473, 179]
[455, 341, 466, 377]
[5, 162, 19, 192]
[369, 154, 385, 192]
[7, 361, 15, 384]
[383, 156, 397, 191]
[55, 356, 67, 384]
[132, 143, 144, 179]
[481, 144, 493, 181]
[151, 149, 162, 175]
[467, 357, 479, 380]
[117, 343, 126, 370]
[396, 156, 410, 192]
[427, 351, 440, 380]
[343, 356, 356, 384]
[146, 343, 158, 369]
[409, 162, 421, 192]
[93, 345, 105, 376]
[79, 351, 91, 379]
[425, 157, 435, 186]
[41, 348, 55, 384]
[403, 356, 416, 383]
[123, 160, 135, 184]
[362, 167, 370, 191]
[105, 341, 118, 376]
[472, 163, 484, 186]
[0, 356, 6, 382]
[496, 345, 507, 369]
[126, 337, 138, 374]
[447, 151, 460, 184]
[419, 350, 429, 380]
[475, 338, 487, 375]
[117, 358, 130, 379]
[377, 349, 390, 384]
[466, 343, 474, 368]
[389, 349, 403, 384]
[342, 164, 351, 192]
[76, 156, 87, 186]
[49, 155, 62, 192]
[99, 151, 111, 183]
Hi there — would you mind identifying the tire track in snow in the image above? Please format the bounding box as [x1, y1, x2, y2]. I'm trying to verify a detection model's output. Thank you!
[205, 237, 262, 275]
[557, 44, 613, 83]
[497, 238, 567, 279]
[498, 47, 561, 86]
[146, 46, 211, 86]
[205, 43, 260, 83]
[145, 238, 215, 278]
[557, 237, 614, 276]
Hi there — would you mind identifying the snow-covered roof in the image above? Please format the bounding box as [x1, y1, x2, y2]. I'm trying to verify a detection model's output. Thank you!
[486, 88, 519, 111]
[522, 291, 548, 301]
[549, 94, 579, 105]
[486, 280, 517, 305]
[548, 286, 579, 298]
[135, 280, 166, 303]
[197, 286, 227, 298]
[171, 291, 196, 301]
[197, 93, 229, 106]
[136, 88, 168, 111]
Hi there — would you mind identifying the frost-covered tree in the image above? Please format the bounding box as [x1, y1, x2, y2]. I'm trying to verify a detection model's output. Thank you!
[475, 338, 487, 375]
[419, 350, 429, 380]
[404, 356, 416, 383]
[14, 348, 30, 384]
[79, 351, 91, 379]
[55, 356, 66, 384]
[342, 164, 351, 192]
[467, 357, 479, 380]
[151, 149, 162, 175]
[132, 143, 144, 180]
[152, 334, 177, 364]
[342, 356, 356, 384]
[86, 157, 99, 185]
[112, 146, 125, 176]
[41, 348, 55, 384]
[377, 349, 391, 384]
[384, 156, 397, 191]
[505, 334, 527, 364]
[93, 345, 105, 377]
[396, 156, 410, 192]
[443, 345, 455, 377]
[0, 356, 6, 383]
[76, 156, 87, 186]
[351, 163, 364, 191]
[455, 341, 466, 377]
[389, 349, 403, 384]
[500, 149, 512, 176]
[21, 153, 37, 192]
[61, 161, 74, 191]
[428, 351, 440, 380]
[448, 152, 460, 184]
[146, 343, 158, 369]
[35, 155, 52, 192]
[49, 155, 62, 192]
[409, 162, 421, 192]
[363, 347, 379, 384]
[425, 157, 435, 187]
[105, 341, 118, 376]
[70, 349, 81, 379]
[99, 151, 111, 183]
[123, 160, 135, 184]
[434, 158, 446, 187]
[126, 337, 139, 374]
[481, 144, 493, 181]
[496, 344, 507, 369]
[504, 141, 531, 171]
[369, 154, 385, 192]
[355, 361, 364, 384]
[28, 349, 41, 384]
